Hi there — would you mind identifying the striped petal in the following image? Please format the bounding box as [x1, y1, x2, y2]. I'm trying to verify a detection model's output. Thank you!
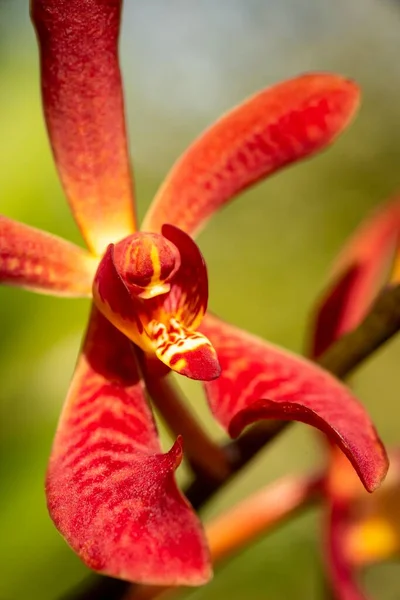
[200, 313, 388, 493]
[92, 226, 220, 380]
[0, 215, 96, 296]
[310, 198, 400, 358]
[143, 73, 360, 236]
[325, 449, 400, 600]
[31, 0, 136, 255]
[46, 306, 211, 585]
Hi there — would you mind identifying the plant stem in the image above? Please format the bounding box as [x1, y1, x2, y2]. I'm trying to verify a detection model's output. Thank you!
[142, 368, 231, 481]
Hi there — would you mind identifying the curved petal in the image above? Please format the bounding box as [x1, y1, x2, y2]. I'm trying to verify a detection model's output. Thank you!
[143, 73, 360, 236]
[0, 215, 96, 296]
[31, 0, 136, 255]
[199, 313, 388, 493]
[310, 198, 400, 358]
[160, 225, 208, 329]
[93, 229, 220, 380]
[47, 306, 211, 585]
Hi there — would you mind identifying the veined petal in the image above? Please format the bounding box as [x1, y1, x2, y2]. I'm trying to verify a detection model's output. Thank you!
[93, 227, 220, 380]
[47, 306, 211, 585]
[150, 319, 219, 380]
[310, 198, 400, 358]
[200, 313, 388, 493]
[0, 215, 96, 296]
[143, 73, 360, 236]
[31, 0, 136, 255]
[325, 450, 400, 600]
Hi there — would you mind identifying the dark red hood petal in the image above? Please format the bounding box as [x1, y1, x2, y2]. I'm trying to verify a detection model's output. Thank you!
[46, 306, 211, 585]
[200, 313, 388, 493]
[162, 225, 207, 323]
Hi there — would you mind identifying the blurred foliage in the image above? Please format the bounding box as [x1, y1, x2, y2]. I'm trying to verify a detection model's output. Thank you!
[1, 1, 400, 598]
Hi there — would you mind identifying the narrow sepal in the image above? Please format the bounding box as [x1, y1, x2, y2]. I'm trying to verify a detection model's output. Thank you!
[144, 73, 360, 236]
[0, 215, 96, 296]
[310, 198, 400, 358]
[31, 0, 136, 254]
[200, 313, 388, 492]
[46, 306, 211, 585]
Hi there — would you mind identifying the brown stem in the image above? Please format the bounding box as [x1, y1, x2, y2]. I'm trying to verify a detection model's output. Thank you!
[142, 368, 231, 481]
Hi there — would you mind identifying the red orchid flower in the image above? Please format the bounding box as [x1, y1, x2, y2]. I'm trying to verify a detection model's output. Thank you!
[0, 0, 388, 587]
[325, 447, 400, 600]
[308, 196, 400, 598]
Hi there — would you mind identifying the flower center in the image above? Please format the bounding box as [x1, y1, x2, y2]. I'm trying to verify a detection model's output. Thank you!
[113, 233, 181, 299]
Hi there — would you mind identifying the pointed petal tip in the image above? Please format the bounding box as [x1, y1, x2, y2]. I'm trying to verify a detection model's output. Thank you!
[168, 435, 184, 467]
[228, 400, 389, 494]
[169, 343, 221, 381]
[362, 444, 390, 493]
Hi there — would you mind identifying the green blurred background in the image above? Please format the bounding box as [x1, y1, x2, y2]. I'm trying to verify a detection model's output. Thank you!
[1, 0, 400, 598]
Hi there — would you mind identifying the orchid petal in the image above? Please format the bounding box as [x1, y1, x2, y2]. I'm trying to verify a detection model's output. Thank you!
[325, 449, 400, 600]
[200, 313, 388, 493]
[31, 0, 136, 255]
[143, 73, 359, 236]
[93, 228, 220, 380]
[326, 502, 369, 600]
[0, 215, 96, 296]
[47, 306, 211, 585]
[156, 225, 207, 330]
[310, 198, 400, 358]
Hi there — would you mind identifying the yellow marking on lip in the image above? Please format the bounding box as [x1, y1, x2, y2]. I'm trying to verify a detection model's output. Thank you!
[159, 333, 211, 364]
[148, 317, 215, 366]
[173, 358, 187, 372]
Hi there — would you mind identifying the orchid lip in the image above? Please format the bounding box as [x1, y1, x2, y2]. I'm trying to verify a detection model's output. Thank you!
[147, 317, 221, 380]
